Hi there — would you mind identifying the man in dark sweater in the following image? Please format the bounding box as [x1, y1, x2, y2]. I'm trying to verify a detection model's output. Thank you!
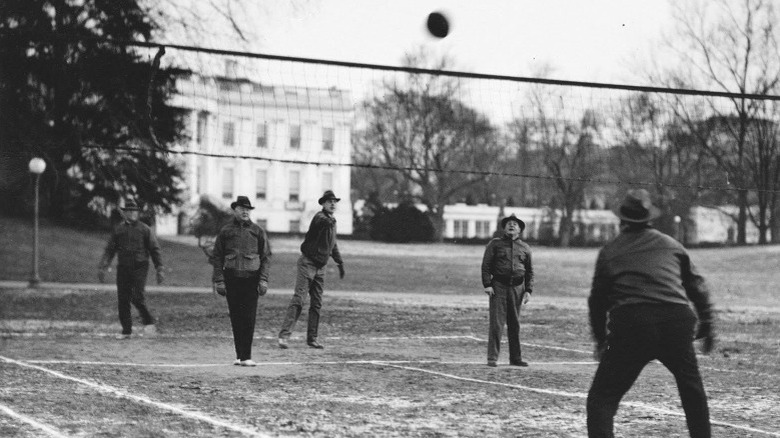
[211, 196, 271, 366]
[587, 189, 716, 438]
[278, 190, 345, 349]
[98, 200, 165, 339]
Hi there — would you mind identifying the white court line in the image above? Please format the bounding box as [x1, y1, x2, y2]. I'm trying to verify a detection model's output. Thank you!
[378, 362, 780, 437]
[24, 359, 598, 367]
[0, 403, 70, 438]
[0, 355, 272, 438]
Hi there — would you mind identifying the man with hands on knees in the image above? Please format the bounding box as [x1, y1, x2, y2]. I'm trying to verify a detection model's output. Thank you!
[587, 189, 715, 438]
[481, 214, 534, 368]
[278, 190, 345, 350]
[211, 196, 271, 367]
[98, 199, 165, 340]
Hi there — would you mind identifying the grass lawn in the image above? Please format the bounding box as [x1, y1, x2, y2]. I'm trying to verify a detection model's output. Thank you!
[3, 215, 780, 308]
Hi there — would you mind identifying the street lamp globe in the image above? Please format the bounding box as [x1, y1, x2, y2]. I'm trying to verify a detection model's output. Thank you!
[29, 157, 46, 174]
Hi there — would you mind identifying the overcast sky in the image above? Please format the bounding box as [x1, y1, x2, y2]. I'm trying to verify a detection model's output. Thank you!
[249, 0, 671, 84]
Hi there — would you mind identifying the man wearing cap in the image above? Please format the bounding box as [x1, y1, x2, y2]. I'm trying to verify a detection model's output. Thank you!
[211, 196, 271, 366]
[278, 190, 345, 350]
[98, 199, 165, 339]
[481, 214, 534, 367]
[587, 189, 715, 437]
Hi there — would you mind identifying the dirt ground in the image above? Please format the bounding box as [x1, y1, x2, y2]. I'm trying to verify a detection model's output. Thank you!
[1, 288, 779, 437]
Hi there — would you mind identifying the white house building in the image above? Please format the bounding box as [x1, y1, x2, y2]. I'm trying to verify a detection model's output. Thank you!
[159, 72, 354, 235]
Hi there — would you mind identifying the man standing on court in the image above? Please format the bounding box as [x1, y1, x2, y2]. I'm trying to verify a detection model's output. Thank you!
[98, 199, 165, 339]
[211, 196, 271, 367]
[481, 214, 533, 367]
[278, 190, 345, 350]
[587, 189, 715, 438]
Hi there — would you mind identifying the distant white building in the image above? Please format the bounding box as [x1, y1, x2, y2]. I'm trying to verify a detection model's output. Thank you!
[158, 70, 354, 235]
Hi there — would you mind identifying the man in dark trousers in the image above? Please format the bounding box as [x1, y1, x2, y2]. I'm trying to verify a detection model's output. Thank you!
[481, 214, 534, 367]
[211, 196, 271, 367]
[278, 190, 345, 350]
[587, 189, 716, 438]
[98, 199, 165, 339]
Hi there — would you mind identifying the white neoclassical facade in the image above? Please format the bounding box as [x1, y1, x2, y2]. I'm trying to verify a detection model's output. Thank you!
[160, 73, 354, 235]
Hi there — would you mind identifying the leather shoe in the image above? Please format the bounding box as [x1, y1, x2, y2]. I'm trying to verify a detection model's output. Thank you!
[510, 360, 529, 367]
[240, 360, 257, 367]
[307, 341, 324, 349]
[487, 361, 497, 367]
[278, 338, 288, 349]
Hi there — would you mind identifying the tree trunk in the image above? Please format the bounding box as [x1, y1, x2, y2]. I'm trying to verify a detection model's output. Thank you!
[737, 189, 748, 245]
[430, 211, 446, 242]
[558, 214, 572, 247]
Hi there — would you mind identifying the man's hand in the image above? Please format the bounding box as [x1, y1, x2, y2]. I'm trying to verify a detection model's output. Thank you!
[97, 269, 106, 283]
[338, 264, 345, 279]
[156, 269, 166, 285]
[484, 287, 494, 297]
[214, 280, 227, 296]
[696, 322, 715, 354]
[522, 291, 531, 305]
[257, 280, 268, 296]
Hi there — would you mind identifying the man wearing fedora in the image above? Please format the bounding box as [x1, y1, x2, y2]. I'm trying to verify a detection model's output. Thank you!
[587, 189, 715, 437]
[211, 196, 271, 366]
[98, 199, 165, 339]
[481, 214, 534, 367]
[278, 190, 345, 350]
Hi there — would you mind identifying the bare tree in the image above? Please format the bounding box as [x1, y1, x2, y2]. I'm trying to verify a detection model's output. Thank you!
[354, 49, 504, 241]
[654, 0, 780, 244]
[519, 83, 601, 247]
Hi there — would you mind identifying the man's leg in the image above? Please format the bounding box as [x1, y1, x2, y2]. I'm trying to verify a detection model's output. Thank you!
[587, 324, 653, 438]
[129, 263, 154, 326]
[116, 267, 133, 335]
[487, 284, 507, 364]
[236, 277, 259, 361]
[278, 256, 310, 340]
[306, 270, 325, 344]
[657, 315, 711, 438]
[506, 285, 523, 363]
[224, 276, 243, 360]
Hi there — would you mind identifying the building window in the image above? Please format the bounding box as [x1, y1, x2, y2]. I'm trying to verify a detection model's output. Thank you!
[321, 171, 333, 192]
[289, 125, 300, 150]
[453, 220, 469, 238]
[255, 169, 267, 200]
[322, 127, 334, 151]
[289, 170, 300, 202]
[196, 111, 208, 146]
[289, 219, 301, 233]
[221, 168, 234, 199]
[223, 121, 235, 146]
[195, 164, 201, 194]
[476, 220, 492, 238]
[256, 123, 267, 148]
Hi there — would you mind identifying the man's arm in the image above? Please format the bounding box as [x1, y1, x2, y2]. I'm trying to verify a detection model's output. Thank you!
[679, 253, 715, 341]
[481, 241, 495, 288]
[146, 226, 164, 270]
[210, 232, 226, 283]
[99, 230, 117, 270]
[257, 228, 271, 283]
[524, 249, 534, 294]
[588, 252, 610, 347]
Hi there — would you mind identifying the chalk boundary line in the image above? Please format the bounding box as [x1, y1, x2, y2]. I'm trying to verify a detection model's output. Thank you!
[2, 353, 779, 437]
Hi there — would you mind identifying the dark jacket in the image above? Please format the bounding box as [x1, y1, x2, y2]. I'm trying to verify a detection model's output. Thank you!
[589, 227, 714, 345]
[211, 219, 271, 283]
[300, 210, 343, 268]
[481, 234, 534, 292]
[100, 220, 163, 269]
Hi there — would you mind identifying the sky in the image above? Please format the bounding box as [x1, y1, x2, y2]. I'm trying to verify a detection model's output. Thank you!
[250, 0, 672, 85]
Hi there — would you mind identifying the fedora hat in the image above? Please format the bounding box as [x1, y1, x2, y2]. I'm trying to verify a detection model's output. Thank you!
[500, 214, 525, 231]
[614, 189, 661, 223]
[318, 190, 341, 205]
[121, 200, 140, 211]
[230, 195, 255, 210]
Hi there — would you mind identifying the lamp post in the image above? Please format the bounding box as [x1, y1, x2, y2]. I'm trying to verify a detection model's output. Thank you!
[28, 157, 46, 288]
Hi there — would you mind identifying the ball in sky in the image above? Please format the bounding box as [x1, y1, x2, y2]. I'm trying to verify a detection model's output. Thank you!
[426, 11, 450, 38]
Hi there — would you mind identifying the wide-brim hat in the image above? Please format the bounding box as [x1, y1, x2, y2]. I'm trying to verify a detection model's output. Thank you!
[230, 195, 254, 210]
[500, 214, 525, 230]
[318, 190, 341, 205]
[613, 189, 661, 223]
[121, 200, 140, 211]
